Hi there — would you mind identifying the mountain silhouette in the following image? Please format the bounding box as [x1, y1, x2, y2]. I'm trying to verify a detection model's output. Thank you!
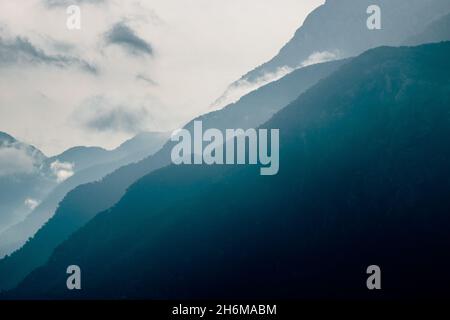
[213, 0, 450, 109]
[5, 42, 450, 299]
[0, 59, 344, 291]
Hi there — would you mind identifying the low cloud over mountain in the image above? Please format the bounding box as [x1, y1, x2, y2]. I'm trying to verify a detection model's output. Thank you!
[0, 147, 36, 177]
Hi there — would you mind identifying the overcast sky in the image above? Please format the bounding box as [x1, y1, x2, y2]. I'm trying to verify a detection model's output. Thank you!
[0, 0, 323, 155]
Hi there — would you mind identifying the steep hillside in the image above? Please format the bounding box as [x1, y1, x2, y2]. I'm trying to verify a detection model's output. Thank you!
[213, 0, 450, 108]
[0, 59, 344, 291]
[7, 42, 450, 299]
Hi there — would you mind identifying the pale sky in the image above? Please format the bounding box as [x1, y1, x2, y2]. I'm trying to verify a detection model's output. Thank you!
[0, 0, 324, 155]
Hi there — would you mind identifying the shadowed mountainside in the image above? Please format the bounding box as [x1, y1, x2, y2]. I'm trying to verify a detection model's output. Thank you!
[6, 42, 450, 299]
[0, 58, 346, 292]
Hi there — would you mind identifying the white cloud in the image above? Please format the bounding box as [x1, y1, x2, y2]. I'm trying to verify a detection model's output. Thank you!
[0, 147, 36, 176]
[50, 160, 74, 182]
[24, 198, 40, 210]
[300, 50, 340, 67]
[210, 50, 340, 110]
[210, 66, 294, 110]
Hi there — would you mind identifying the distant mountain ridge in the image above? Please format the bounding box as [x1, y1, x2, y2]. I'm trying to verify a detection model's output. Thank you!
[5, 41, 450, 299]
[0, 58, 346, 291]
[0, 132, 45, 160]
[47, 146, 110, 173]
[3, 0, 450, 298]
[0, 132, 17, 144]
[213, 0, 450, 109]
[404, 12, 450, 46]
[0, 131, 168, 235]
[0, 131, 169, 259]
[0, 132, 52, 233]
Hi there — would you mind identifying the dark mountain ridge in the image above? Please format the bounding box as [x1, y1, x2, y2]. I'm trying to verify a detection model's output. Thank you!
[6, 42, 450, 299]
[0, 59, 345, 291]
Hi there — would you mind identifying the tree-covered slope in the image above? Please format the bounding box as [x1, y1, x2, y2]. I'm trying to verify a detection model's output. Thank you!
[7, 42, 450, 299]
[0, 59, 344, 292]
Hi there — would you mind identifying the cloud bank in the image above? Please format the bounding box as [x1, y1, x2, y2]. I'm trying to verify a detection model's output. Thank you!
[0, 34, 97, 73]
[210, 50, 339, 110]
[50, 160, 74, 182]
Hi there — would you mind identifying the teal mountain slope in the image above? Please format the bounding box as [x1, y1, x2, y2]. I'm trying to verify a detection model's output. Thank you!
[214, 0, 450, 107]
[6, 42, 450, 299]
[0, 59, 345, 291]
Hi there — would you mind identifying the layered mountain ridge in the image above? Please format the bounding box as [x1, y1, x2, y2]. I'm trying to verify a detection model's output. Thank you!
[212, 0, 450, 109]
[0, 58, 345, 291]
[5, 41, 450, 299]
